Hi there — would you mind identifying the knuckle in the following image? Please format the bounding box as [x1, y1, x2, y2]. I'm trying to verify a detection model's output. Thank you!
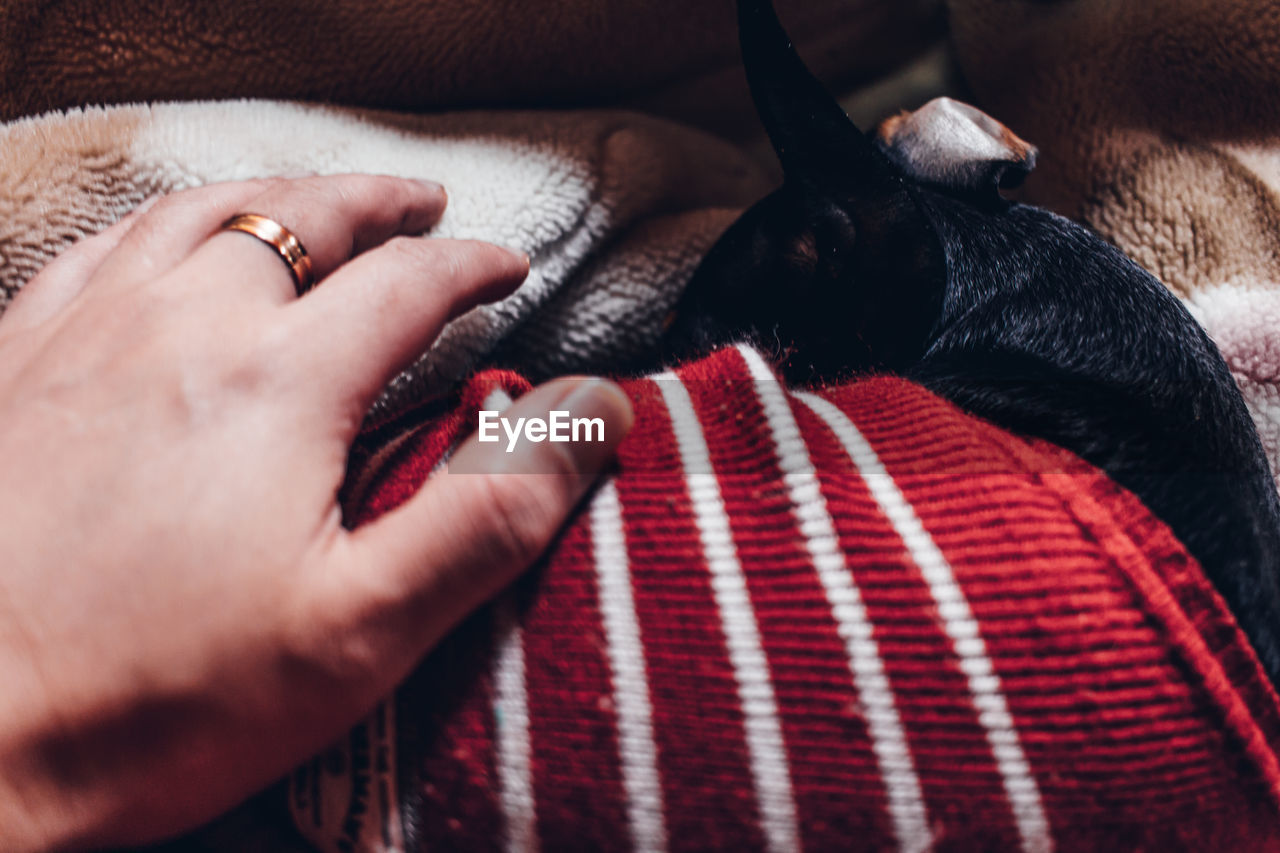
[139, 190, 190, 225]
[383, 234, 436, 267]
[383, 237, 492, 300]
[328, 173, 407, 212]
[436, 243, 474, 286]
[227, 177, 282, 203]
[147, 178, 274, 217]
[218, 335, 279, 394]
[144, 310, 282, 403]
[433, 241, 503, 295]
[275, 180, 330, 217]
[301, 621, 383, 689]
[120, 187, 221, 245]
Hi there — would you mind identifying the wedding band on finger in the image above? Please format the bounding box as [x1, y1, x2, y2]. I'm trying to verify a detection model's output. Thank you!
[220, 213, 315, 296]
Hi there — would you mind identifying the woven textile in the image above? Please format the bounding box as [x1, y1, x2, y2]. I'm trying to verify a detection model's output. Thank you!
[291, 345, 1280, 852]
[0, 102, 769, 425]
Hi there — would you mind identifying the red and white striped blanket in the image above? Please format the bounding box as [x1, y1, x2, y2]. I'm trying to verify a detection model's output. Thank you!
[291, 345, 1280, 852]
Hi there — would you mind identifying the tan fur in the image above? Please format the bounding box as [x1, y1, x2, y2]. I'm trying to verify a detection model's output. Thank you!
[0, 108, 151, 302]
[946, 0, 1280, 296]
[1081, 142, 1280, 301]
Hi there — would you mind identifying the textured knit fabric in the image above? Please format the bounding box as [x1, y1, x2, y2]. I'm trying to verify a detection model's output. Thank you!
[0, 101, 768, 424]
[290, 345, 1280, 853]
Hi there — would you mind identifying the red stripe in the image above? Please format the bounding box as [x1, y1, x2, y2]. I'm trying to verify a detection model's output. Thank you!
[612, 370, 768, 851]
[348, 370, 533, 527]
[682, 350, 900, 847]
[395, 609, 504, 853]
[521, 515, 632, 850]
[358, 372, 535, 852]
[850, 377, 1280, 849]
[800, 384, 1023, 848]
[348, 408, 461, 527]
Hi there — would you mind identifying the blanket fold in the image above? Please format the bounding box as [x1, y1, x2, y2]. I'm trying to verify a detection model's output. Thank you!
[292, 346, 1280, 852]
[0, 100, 770, 422]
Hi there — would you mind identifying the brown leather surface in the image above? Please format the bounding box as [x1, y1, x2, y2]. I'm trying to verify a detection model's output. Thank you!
[0, 0, 944, 128]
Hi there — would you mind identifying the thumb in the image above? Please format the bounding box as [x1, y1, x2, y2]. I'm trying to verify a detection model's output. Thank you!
[306, 376, 633, 696]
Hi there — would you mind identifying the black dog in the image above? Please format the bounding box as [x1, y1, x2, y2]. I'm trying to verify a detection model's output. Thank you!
[662, 0, 1280, 685]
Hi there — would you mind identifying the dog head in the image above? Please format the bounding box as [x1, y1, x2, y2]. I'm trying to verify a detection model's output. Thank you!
[660, 0, 1280, 692]
[661, 0, 1040, 382]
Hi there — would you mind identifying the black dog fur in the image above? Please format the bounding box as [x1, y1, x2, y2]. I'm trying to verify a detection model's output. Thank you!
[661, 0, 1280, 685]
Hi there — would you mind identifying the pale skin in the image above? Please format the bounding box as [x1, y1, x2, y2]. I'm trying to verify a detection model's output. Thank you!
[0, 174, 634, 850]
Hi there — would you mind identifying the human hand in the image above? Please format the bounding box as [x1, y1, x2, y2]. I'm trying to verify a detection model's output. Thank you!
[0, 176, 632, 850]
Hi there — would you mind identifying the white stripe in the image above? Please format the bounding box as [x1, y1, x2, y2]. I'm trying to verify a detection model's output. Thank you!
[494, 601, 537, 853]
[590, 480, 669, 853]
[486, 389, 539, 853]
[737, 346, 933, 853]
[377, 699, 407, 853]
[651, 370, 802, 853]
[794, 390, 1053, 853]
[483, 388, 515, 415]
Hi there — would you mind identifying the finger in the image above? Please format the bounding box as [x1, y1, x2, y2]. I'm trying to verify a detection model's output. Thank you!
[300, 376, 633, 696]
[1, 195, 160, 332]
[87, 179, 282, 289]
[175, 174, 448, 304]
[293, 238, 530, 413]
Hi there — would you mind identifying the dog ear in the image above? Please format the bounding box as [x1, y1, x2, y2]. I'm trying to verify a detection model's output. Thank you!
[664, 1, 947, 379]
[737, 0, 904, 198]
[877, 97, 1039, 191]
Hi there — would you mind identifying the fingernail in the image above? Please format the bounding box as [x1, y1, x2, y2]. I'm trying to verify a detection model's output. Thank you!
[412, 178, 446, 195]
[450, 377, 632, 476]
[552, 378, 634, 475]
[127, 194, 162, 218]
[503, 246, 532, 273]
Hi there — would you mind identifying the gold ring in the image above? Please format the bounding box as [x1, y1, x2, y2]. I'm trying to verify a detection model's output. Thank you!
[221, 213, 315, 296]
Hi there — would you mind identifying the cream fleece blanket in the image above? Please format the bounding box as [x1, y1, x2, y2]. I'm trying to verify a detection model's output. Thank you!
[0, 101, 769, 422]
[947, 0, 1280, 485]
